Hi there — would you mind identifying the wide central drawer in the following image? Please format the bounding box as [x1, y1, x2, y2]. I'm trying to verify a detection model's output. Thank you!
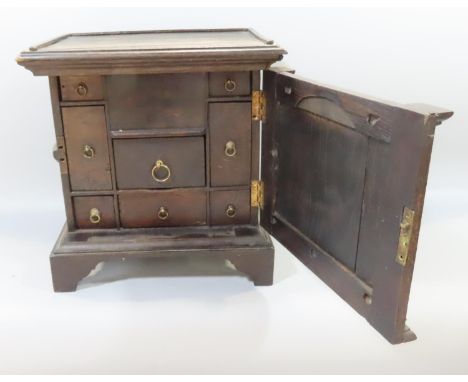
[119, 189, 207, 228]
[113, 137, 205, 189]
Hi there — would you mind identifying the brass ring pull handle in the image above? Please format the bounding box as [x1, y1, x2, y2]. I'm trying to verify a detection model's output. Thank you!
[89, 208, 101, 224]
[226, 204, 236, 218]
[224, 141, 237, 157]
[224, 79, 236, 92]
[158, 206, 169, 220]
[82, 144, 95, 159]
[76, 82, 88, 97]
[152, 160, 171, 183]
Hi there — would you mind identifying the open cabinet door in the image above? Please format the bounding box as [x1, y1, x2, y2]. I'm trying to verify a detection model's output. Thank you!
[261, 69, 453, 344]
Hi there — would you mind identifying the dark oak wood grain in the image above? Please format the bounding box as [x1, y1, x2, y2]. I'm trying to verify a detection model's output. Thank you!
[60, 76, 103, 101]
[107, 74, 207, 131]
[50, 224, 274, 291]
[209, 102, 251, 186]
[18, 29, 453, 345]
[16, 29, 286, 75]
[62, 106, 112, 191]
[262, 68, 453, 344]
[210, 189, 251, 226]
[275, 106, 367, 270]
[209, 72, 251, 97]
[73, 196, 115, 229]
[113, 137, 206, 189]
[119, 189, 207, 228]
[48, 77, 75, 230]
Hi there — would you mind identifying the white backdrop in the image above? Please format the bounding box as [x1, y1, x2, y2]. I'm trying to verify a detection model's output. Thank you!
[0, 7, 467, 374]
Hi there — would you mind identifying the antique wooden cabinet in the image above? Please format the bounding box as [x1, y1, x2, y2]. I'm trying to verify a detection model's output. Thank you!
[17, 28, 453, 344]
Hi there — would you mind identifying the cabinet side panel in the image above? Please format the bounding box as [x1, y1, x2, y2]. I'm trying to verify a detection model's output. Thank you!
[48, 76, 75, 230]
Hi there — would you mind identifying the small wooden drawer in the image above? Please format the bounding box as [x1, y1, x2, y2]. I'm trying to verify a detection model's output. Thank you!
[60, 76, 104, 101]
[209, 72, 251, 97]
[210, 190, 250, 225]
[209, 102, 251, 186]
[62, 106, 112, 191]
[73, 196, 115, 229]
[113, 137, 205, 189]
[119, 190, 207, 228]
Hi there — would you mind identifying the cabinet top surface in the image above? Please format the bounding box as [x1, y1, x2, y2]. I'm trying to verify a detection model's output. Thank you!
[17, 28, 286, 76]
[32, 29, 277, 52]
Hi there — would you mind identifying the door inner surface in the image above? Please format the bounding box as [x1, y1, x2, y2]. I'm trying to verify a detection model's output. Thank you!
[261, 69, 453, 344]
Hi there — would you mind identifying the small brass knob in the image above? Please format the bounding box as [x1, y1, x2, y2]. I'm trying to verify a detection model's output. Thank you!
[89, 208, 101, 224]
[152, 160, 171, 183]
[225, 141, 237, 157]
[226, 204, 236, 218]
[76, 82, 88, 97]
[224, 79, 236, 92]
[82, 144, 95, 159]
[158, 206, 169, 220]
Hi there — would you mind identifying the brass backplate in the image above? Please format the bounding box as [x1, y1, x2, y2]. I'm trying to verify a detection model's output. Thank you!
[251, 180, 264, 209]
[396, 207, 415, 266]
[252, 90, 266, 122]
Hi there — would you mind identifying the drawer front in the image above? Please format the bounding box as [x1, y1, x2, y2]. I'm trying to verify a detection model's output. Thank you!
[210, 190, 251, 225]
[62, 106, 112, 191]
[209, 72, 251, 97]
[107, 73, 206, 131]
[209, 102, 251, 186]
[73, 196, 115, 229]
[119, 190, 207, 228]
[113, 137, 205, 189]
[60, 76, 103, 101]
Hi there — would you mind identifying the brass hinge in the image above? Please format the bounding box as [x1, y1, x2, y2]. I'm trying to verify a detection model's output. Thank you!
[252, 90, 266, 122]
[396, 207, 415, 266]
[251, 180, 264, 209]
[52, 136, 68, 174]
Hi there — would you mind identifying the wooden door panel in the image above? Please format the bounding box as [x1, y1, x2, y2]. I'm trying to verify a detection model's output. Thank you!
[262, 69, 453, 344]
[275, 107, 367, 270]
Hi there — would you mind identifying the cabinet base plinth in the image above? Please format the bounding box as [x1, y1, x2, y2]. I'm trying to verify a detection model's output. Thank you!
[50, 224, 274, 292]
